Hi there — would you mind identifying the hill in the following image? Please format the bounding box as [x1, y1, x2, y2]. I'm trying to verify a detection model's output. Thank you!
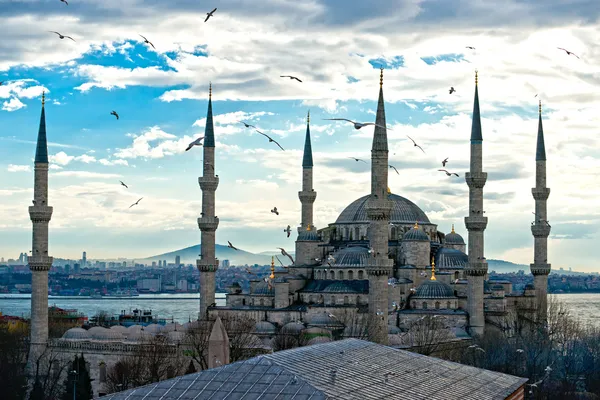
[143, 244, 274, 266]
[486, 259, 529, 273]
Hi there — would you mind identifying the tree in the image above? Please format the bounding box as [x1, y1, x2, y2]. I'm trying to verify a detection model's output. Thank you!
[62, 354, 93, 400]
[185, 360, 197, 375]
[30, 345, 71, 400]
[222, 316, 263, 362]
[403, 315, 453, 356]
[184, 320, 213, 370]
[0, 325, 29, 400]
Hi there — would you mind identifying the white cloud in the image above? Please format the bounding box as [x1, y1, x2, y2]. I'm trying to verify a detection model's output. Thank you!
[192, 111, 276, 136]
[49, 152, 75, 166]
[2, 98, 25, 112]
[114, 126, 193, 159]
[52, 171, 122, 179]
[7, 164, 31, 172]
[99, 159, 129, 166]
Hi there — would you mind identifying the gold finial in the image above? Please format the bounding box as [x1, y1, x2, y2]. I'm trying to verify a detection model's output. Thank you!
[379, 68, 384, 87]
[307, 110, 310, 124]
[41, 91, 45, 107]
[431, 257, 436, 281]
[414, 221, 419, 229]
[539, 100, 542, 115]
[475, 70, 478, 86]
[307, 223, 311, 231]
[387, 187, 391, 194]
[270, 256, 275, 279]
[451, 224, 455, 234]
[209, 82, 212, 99]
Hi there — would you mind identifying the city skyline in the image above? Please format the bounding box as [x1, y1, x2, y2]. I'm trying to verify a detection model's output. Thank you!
[1, 1, 599, 271]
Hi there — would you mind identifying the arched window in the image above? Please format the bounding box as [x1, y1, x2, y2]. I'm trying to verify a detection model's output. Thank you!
[447, 301, 451, 309]
[319, 295, 324, 304]
[454, 271, 459, 280]
[344, 296, 349, 305]
[355, 227, 360, 240]
[435, 302, 440, 309]
[309, 295, 314, 304]
[422, 302, 427, 309]
[330, 296, 336, 305]
[356, 296, 361, 305]
[358, 270, 364, 279]
[242, 299, 246, 306]
[259, 299, 264, 306]
[338, 270, 344, 280]
[391, 227, 397, 239]
[412, 301, 416, 309]
[348, 270, 354, 280]
[330, 270, 335, 279]
[99, 362, 106, 384]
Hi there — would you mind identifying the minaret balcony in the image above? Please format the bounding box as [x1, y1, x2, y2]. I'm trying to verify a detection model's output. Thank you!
[28, 206, 53, 222]
[531, 224, 551, 237]
[465, 261, 488, 276]
[197, 258, 218, 273]
[198, 216, 219, 231]
[298, 190, 317, 203]
[532, 188, 550, 200]
[28, 255, 53, 271]
[464, 216, 488, 231]
[465, 172, 487, 189]
[198, 176, 219, 191]
[530, 262, 551, 276]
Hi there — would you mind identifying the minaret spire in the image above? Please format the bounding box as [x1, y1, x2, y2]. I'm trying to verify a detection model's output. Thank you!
[28, 91, 54, 360]
[531, 100, 551, 319]
[464, 70, 488, 336]
[197, 84, 219, 320]
[366, 68, 393, 344]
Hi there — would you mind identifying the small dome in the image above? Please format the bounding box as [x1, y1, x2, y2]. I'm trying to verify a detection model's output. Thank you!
[445, 230, 465, 245]
[413, 280, 456, 299]
[252, 281, 274, 296]
[62, 327, 90, 341]
[306, 336, 332, 346]
[307, 312, 344, 329]
[144, 324, 162, 334]
[162, 323, 183, 333]
[298, 230, 319, 241]
[330, 246, 370, 267]
[254, 321, 277, 334]
[126, 330, 152, 343]
[388, 325, 401, 334]
[282, 321, 305, 334]
[110, 325, 128, 334]
[403, 224, 429, 242]
[435, 247, 468, 269]
[92, 328, 124, 342]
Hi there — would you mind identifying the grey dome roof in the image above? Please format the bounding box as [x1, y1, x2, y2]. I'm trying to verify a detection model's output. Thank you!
[306, 336, 332, 345]
[282, 321, 305, 334]
[253, 281, 275, 295]
[254, 321, 277, 334]
[445, 228, 465, 244]
[413, 280, 455, 299]
[62, 327, 90, 341]
[91, 327, 123, 342]
[322, 282, 356, 293]
[331, 246, 370, 266]
[298, 229, 319, 241]
[435, 247, 468, 269]
[403, 225, 429, 241]
[335, 194, 430, 225]
[307, 312, 344, 329]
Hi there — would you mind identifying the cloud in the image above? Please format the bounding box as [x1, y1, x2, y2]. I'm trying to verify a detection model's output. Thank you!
[7, 164, 31, 172]
[192, 111, 275, 136]
[0, 80, 47, 112]
[551, 223, 598, 240]
[52, 171, 122, 179]
[99, 159, 129, 166]
[114, 126, 193, 159]
[2, 98, 25, 112]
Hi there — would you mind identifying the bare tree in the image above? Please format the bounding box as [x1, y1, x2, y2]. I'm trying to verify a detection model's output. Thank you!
[0, 326, 29, 400]
[184, 320, 213, 371]
[402, 315, 453, 356]
[222, 316, 262, 362]
[30, 345, 72, 399]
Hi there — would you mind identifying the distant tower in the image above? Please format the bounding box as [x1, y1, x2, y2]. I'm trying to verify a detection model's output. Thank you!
[464, 71, 488, 336]
[175, 255, 181, 267]
[294, 111, 320, 274]
[82, 251, 87, 267]
[28, 92, 53, 356]
[531, 100, 551, 318]
[197, 83, 219, 320]
[366, 69, 393, 345]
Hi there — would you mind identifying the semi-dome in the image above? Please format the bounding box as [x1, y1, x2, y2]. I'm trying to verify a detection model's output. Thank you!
[322, 281, 355, 293]
[445, 225, 465, 244]
[335, 193, 430, 225]
[413, 280, 455, 299]
[62, 327, 91, 341]
[435, 247, 468, 269]
[253, 281, 275, 296]
[298, 229, 319, 241]
[403, 223, 430, 241]
[254, 321, 277, 334]
[330, 246, 370, 266]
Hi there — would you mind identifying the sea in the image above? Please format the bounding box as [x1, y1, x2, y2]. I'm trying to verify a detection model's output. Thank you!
[1, 293, 599, 326]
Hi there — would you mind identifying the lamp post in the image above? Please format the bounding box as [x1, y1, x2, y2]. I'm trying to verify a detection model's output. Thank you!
[69, 369, 78, 400]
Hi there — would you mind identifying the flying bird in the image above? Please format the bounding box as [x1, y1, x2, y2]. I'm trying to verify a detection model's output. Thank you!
[227, 241, 239, 251]
[271, 207, 279, 216]
[185, 136, 205, 151]
[407, 136, 425, 153]
[139, 34, 155, 49]
[49, 31, 75, 42]
[59, 0, 68, 5]
[388, 165, 399, 175]
[323, 118, 389, 130]
[534, 94, 538, 98]
[275, 256, 286, 267]
[240, 121, 257, 129]
[442, 157, 448, 167]
[245, 267, 255, 275]
[466, 46, 475, 50]
[110, 111, 119, 120]
[284, 225, 291, 238]
[256, 130, 285, 151]
[129, 197, 143, 208]
[557, 47, 580, 59]
[280, 75, 302, 82]
[449, 87, 456, 94]
[119, 181, 128, 189]
[205, 8, 217, 22]
[277, 247, 294, 264]
[438, 169, 459, 177]
[348, 157, 367, 163]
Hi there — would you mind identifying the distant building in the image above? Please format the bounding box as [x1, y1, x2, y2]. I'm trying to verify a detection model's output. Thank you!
[221, 259, 230, 268]
[73, 263, 80, 274]
[82, 251, 87, 267]
[152, 261, 157, 267]
[175, 255, 181, 267]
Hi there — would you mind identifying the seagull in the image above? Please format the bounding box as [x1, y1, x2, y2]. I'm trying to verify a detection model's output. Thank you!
[139, 34, 155, 49]
[110, 111, 119, 120]
[277, 247, 294, 264]
[280, 75, 302, 82]
[438, 169, 459, 177]
[227, 241, 239, 251]
[59, 0, 68, 5]
[275, 256, 286, 267]
[442, 157, 449, 167]
[119, 181, 128, 189]
[449, 87, 456, 94]
[185, 136, 204, 151]
[516, 349, 524, 353]
[388, 165, 399, 175]
[49, 31, 75, 42]
[466, 46, 475, 50]
[284, 225, 291, 238]
[205, 8, 217, 22]
[323, 118, 388, 130]
[407, 136, 425, 153]
[240, 121, 256, 129]
[129, 197, 143, 208]
[348, 157, 367, 163]
[557, 47, 580, 59]
[256, 130, 285, 151]
[245, 267, 255, 275]
[271, 207, 279, 216]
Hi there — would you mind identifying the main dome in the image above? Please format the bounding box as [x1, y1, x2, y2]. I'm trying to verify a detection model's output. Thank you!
[335, 194, 430, 224]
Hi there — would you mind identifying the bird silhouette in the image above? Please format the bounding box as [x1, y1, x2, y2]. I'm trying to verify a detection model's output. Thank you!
[59, 0, 68, 5]
[407, 136, 425, 153]
[227, 241, 239, 251]
[240, 121, 256, 129]
[205, 8, 217, 22]
[323, 118, 388, 130]
[129, 197, 143, 208]
[388, 165, 399, 175]
[110, 111, 119, 120]
[275, 256, 286, 267]
[139, 34, 155, 49]
[185, 136, 205, 151]
[438, 169, 459, 177]
[466, 46, 475, 50]
[557, 47, 580, 59]
[277, 247, 294, 264]
[280, 75, 302, 82]
[442, 157, 448, 167]
[348, 157, 367, 163]
[284, 225, 291, 238]
[119, 181, 128, 189]
[49, 31, 75, 42]
[256, 130, 285, 151]
[271, 207, 279, 216]
[449, 87, 456, 94]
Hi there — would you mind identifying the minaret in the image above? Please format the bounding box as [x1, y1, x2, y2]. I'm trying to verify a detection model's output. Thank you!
[464, 71, 488, 336]
[29, 92, 53, 354]
[298, 111, 316, 232]
[197, 83, 219, 320]
[366, 69, 393, 344]
[530, 100, 551, 319]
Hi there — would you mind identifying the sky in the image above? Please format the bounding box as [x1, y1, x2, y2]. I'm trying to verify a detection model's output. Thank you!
[0, 0, 599, 271]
